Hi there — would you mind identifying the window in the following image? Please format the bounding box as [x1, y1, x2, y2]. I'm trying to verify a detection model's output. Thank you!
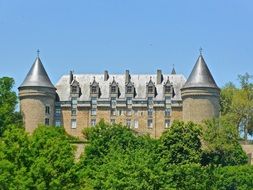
[127, 97, 132, 105]
[91, 119, 96, 127]
[72, 98, 77, 105]
[118, 109, 123, 116]
[127, 86, 132, 93]
[147, 119, 153, 128]
[165, 119, 170, 128]
[55, 120, 61, 127]
[148, 109, 153, 117]
[91, 86, 97, 93]
[71, 86, 77, 93]
[134, 120, 139, 129]
[165, 86, 171, 93]
[91, 97, 97, 105]
[165, 96, 171, 104]
[45, 106, 50, 114]
[55, 108, 61, 115]
[111, 119, 115, 124]
[111, 109, 116, 116]
[45, 118, 50, 125]
[148, 86, 153, 94]
[111, 98, 117, 107]
[111, 86, 116, 93]
[148, 97, 153, 105]
[91, 108, 97, 116]
[71, 109, 77, 116]
[127, 109, 132, 116]
[71, 119, 77, 129]
[126, 119, 131, 128]
[165, 109, 171, 117]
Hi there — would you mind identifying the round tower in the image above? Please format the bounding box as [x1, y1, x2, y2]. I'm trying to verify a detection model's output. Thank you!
[18, 53, 56, 133]
[181, 53, 220, 123]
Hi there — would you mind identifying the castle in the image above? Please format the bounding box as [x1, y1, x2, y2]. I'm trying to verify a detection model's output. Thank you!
[18, 52, 220, 138]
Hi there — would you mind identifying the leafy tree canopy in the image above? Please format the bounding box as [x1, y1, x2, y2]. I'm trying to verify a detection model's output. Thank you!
[0, 77, 22, 136]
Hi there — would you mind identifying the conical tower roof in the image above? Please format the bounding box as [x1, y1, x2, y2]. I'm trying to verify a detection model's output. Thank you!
[182, 55, 218, 89]
[19, 56, 55, 89]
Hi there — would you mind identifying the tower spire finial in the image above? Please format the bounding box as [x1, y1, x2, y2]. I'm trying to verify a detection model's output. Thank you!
[199, 47, 203, 55]
[37, 49, 40, 57]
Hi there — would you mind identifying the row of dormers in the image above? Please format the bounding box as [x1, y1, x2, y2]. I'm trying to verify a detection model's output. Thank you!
[69, 74, 175, 99]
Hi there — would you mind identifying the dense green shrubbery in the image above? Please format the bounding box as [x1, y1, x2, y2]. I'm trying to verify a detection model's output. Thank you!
[0, 120, 251, 189]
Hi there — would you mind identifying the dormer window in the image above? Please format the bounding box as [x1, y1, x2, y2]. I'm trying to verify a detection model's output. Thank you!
[91, 86, 97, 94]
[71, 86, 77, 93]
[125, 80, 135, 97]
[148, 86, 153, 94]
[146, 77, 156, 97]
[90, 77, 100, 97]
[127, 86, 132, 93]
[165, 86, 171, 93]
[164, 77, 174, 97]
[111, 86, 116, 93]
[110, 77, 119, 97]
[70, 77, 81, 98]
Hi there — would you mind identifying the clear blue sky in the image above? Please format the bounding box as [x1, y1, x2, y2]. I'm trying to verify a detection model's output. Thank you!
[1, 0, 253, 91]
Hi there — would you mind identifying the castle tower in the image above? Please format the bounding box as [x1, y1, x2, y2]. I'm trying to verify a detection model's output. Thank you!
[181, 53, 220, 123]
[18, 53, 56, 133]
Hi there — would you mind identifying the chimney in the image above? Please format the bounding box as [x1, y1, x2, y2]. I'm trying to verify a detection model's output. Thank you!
[157, 69, 163, 84]
[104, 70, 109, 81]
[69, 70, 73, 84]
[125, 70, 130, 84]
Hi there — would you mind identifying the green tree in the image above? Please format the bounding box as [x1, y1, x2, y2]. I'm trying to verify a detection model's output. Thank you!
[0, 125, 32, 189]
[78, 121, 160, 189]
[28, 126, 78, 189]
[0, 77, 22, 136]
[220, 73, 253, 140]
[158, 120, 202, 166]
[213, 165, 253, 190]
[201, 118, 248, 166]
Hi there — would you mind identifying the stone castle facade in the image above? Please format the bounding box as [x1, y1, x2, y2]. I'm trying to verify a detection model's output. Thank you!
[18, 53, 220, 138]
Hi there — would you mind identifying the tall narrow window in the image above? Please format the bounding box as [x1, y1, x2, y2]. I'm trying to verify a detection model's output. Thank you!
[165, 119, 170, 128]
[91, 119, 96, 127]
[165, 109, 171, 117]
[45, 118, 50, 125]
[71, 119, 76, 129]
[134, 120, 139, 129]
[111, 98, 117, 107]
[126, 119, 131, 128]
[91, 108, 97, 116]
[45, 106, 50, 114]
[147, 119, 153, 129]
[148, 109, 153, 117]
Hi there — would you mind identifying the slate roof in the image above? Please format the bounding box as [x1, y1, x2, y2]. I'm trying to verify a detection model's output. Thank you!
[19, 57, 55, 89]
[182, 55, 218, 89]
[55, 73, 186, 101]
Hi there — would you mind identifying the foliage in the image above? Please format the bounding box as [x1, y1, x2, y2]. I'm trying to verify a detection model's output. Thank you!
[77, 121, 159, 189]
[158, 120, 202, 166]
[220, 73, 253, 140]
[201, 118, 248, 166]
[0, 125, 78, 189]
[213, 165, 253, 190]
[0, 77, 22, 136]
[29, 126, 78, 189]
